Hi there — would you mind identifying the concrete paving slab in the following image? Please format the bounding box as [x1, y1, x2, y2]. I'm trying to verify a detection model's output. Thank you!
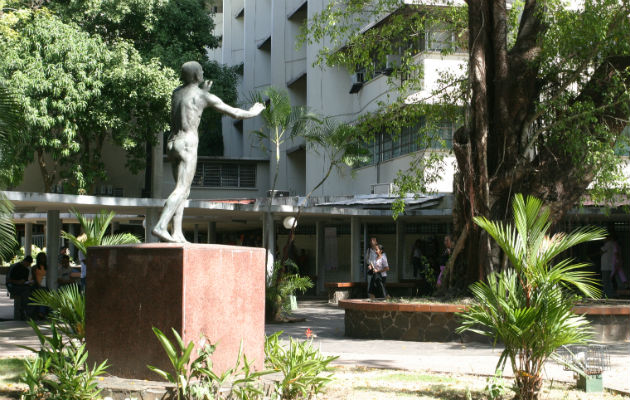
[266, 300, 630, 394]
[0, 293, 628, 396]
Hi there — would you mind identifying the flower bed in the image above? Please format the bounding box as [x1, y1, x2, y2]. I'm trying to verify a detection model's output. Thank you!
[338, 299, 630, 343]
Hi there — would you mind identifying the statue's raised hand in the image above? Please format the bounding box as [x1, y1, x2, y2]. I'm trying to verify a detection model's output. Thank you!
[249, 102, 265, 116]
[201, 80, 213, 92]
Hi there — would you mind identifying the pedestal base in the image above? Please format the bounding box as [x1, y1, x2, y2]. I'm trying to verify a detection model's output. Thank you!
[86, 243, 266, 380]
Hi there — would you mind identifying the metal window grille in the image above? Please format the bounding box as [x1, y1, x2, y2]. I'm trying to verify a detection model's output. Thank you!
[192, 162, 256, 188]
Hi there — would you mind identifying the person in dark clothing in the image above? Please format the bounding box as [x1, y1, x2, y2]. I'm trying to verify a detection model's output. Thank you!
[30, 252, 49, 319]
[411, 239, 423, 278]
[368, 245, 390, 299]
[437, 235, 453, 287]
[7, 255, 34, 320]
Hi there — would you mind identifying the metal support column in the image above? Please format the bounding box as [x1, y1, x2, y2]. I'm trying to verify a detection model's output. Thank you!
[46, 210, 61, 290]
[351, 217, 361, 282]
[396, 219, 405, 282]
[24, 223, 33, 256]
[207, 222, 216, 244]
[315, 221, 325, 295]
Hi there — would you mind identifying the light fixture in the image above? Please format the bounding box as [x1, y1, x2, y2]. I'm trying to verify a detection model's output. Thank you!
[283, 216, 296, 230]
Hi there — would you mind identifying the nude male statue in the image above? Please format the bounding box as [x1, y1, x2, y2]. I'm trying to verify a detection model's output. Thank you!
[152, 61, 265, 243]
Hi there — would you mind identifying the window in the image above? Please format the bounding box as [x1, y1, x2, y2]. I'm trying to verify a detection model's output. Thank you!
[355, 119, 454, 168]
[432, 121, 454, 149]
[192, 162, 257, 188]
[426, 29, 454, 51]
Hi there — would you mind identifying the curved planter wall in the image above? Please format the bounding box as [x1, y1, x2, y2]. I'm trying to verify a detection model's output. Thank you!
[339, 300, 630, 343]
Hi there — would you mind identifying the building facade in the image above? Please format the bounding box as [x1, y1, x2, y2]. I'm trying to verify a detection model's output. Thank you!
[5, 0, 630, 295]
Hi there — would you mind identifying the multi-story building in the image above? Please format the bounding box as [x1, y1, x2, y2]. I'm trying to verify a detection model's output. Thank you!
[5, 0, 629, 294]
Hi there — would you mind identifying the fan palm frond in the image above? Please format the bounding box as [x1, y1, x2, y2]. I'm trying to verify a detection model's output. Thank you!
[0, 193, 17, 259]
[460, 194, 604, 400]
[61, 209, 141, 256]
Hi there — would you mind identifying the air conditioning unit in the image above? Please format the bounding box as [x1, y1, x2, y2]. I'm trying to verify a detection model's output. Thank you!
[370, 183, 394, 195]
[267, 190, 290, 198]
[384, 54, 401, 75]
[349, 71, 365, 94]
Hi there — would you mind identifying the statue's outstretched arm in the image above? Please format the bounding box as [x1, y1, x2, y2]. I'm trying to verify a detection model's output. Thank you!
[205, 92, 264, 120]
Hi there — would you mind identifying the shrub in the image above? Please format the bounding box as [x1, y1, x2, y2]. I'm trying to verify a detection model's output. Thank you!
[148, 327, 271, 400]
[29, 284, 85, 342]
[266, 260, 313, 321]
[20, 320, 108, 399]
[265, 331, 338, 399]
[457, 194, 604, 400]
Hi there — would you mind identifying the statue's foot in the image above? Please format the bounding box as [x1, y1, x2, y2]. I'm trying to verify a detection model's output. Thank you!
[172, 232, 190, 243]
[152, 227, 177, 243]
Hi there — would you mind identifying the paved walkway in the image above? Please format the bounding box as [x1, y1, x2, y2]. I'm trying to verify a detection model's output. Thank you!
[265, 300, 630, 394]
[1, 292, 628, 394]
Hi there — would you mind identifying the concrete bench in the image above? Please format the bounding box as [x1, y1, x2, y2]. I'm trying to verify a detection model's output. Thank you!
[325, 281, 419, 304]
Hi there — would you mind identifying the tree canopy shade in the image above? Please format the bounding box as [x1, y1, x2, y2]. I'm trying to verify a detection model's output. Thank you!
[0, 0, 238, 193]
[0, 85, 19, 258]
[49, 0, 240, 157]
[0, 9, 177, 193]
[303, 0, 630, 285]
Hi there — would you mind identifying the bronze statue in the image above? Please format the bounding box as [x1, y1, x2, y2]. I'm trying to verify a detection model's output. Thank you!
[152, 61, 264, 243]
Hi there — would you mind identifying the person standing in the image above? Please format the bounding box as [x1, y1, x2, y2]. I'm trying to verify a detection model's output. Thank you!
[411, 239, 423, 278]
[437, 235, 453, 287]
[78, 249, 87, 291]
[368, 244, 390, 299]
[57, 254, 74, 287]
[365, 237, 379, 297]
[31, 252, 48, 319]
[601, 232, 624, 297]
[31, 252, 47, 290]
[6, 255, 33, 320]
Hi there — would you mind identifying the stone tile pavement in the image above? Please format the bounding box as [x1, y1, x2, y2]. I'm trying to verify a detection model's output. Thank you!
[0, 291, 628, 395]
[265, 300, 630, 394]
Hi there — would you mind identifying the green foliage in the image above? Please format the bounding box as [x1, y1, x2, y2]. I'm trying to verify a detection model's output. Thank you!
[0, 8, 177, 192]
[49, 0, 238, 157]
[457, 194, 605, 400]
[250, 87, 320, 173]
[265, 331, 338, 399]
[20, 320, 108, 400]
[0, 358, 27, 384]
[484, 369, 507, 400]
[61, 209, 141, 257]
[6, 244, 44, 265]
[148, 327, 271, 400]
[0, 193, 17, 260]
[301, 118, 370, 196]
[304, 0, 630, 213]
[0, 85, 19, 258]
[266, 260, 313, 319]
[29, 284, 85, 342]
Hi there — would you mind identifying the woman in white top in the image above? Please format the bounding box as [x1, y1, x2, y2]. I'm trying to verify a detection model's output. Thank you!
[368, 244, 390, 298]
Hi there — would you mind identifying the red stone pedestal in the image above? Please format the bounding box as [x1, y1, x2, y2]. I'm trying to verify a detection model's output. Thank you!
[85, 243, 266, 380]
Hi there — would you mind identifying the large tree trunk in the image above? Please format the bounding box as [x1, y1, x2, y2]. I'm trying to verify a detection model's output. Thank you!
[449, 0, 630, 288]
[37, 149, 55, 193]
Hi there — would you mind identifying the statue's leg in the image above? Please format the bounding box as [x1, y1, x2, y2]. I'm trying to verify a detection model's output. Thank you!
[171, 205, 187, 242]
[152, 137, 197, 242]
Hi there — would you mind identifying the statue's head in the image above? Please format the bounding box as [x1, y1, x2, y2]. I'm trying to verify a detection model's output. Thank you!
[181, 61, 204, 84]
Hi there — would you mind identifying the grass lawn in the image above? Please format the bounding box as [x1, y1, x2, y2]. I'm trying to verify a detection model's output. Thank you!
[0, 358, 25, 384]
[322, 367, 630, 400]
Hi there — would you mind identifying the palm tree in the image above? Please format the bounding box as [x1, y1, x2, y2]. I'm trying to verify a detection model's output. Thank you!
[61, 209, 141, 256]
[0, 84, 21, 259]
[280, 118, 368, 260]
[250, 86, 320, 198]
[457, 194, 605, 400]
